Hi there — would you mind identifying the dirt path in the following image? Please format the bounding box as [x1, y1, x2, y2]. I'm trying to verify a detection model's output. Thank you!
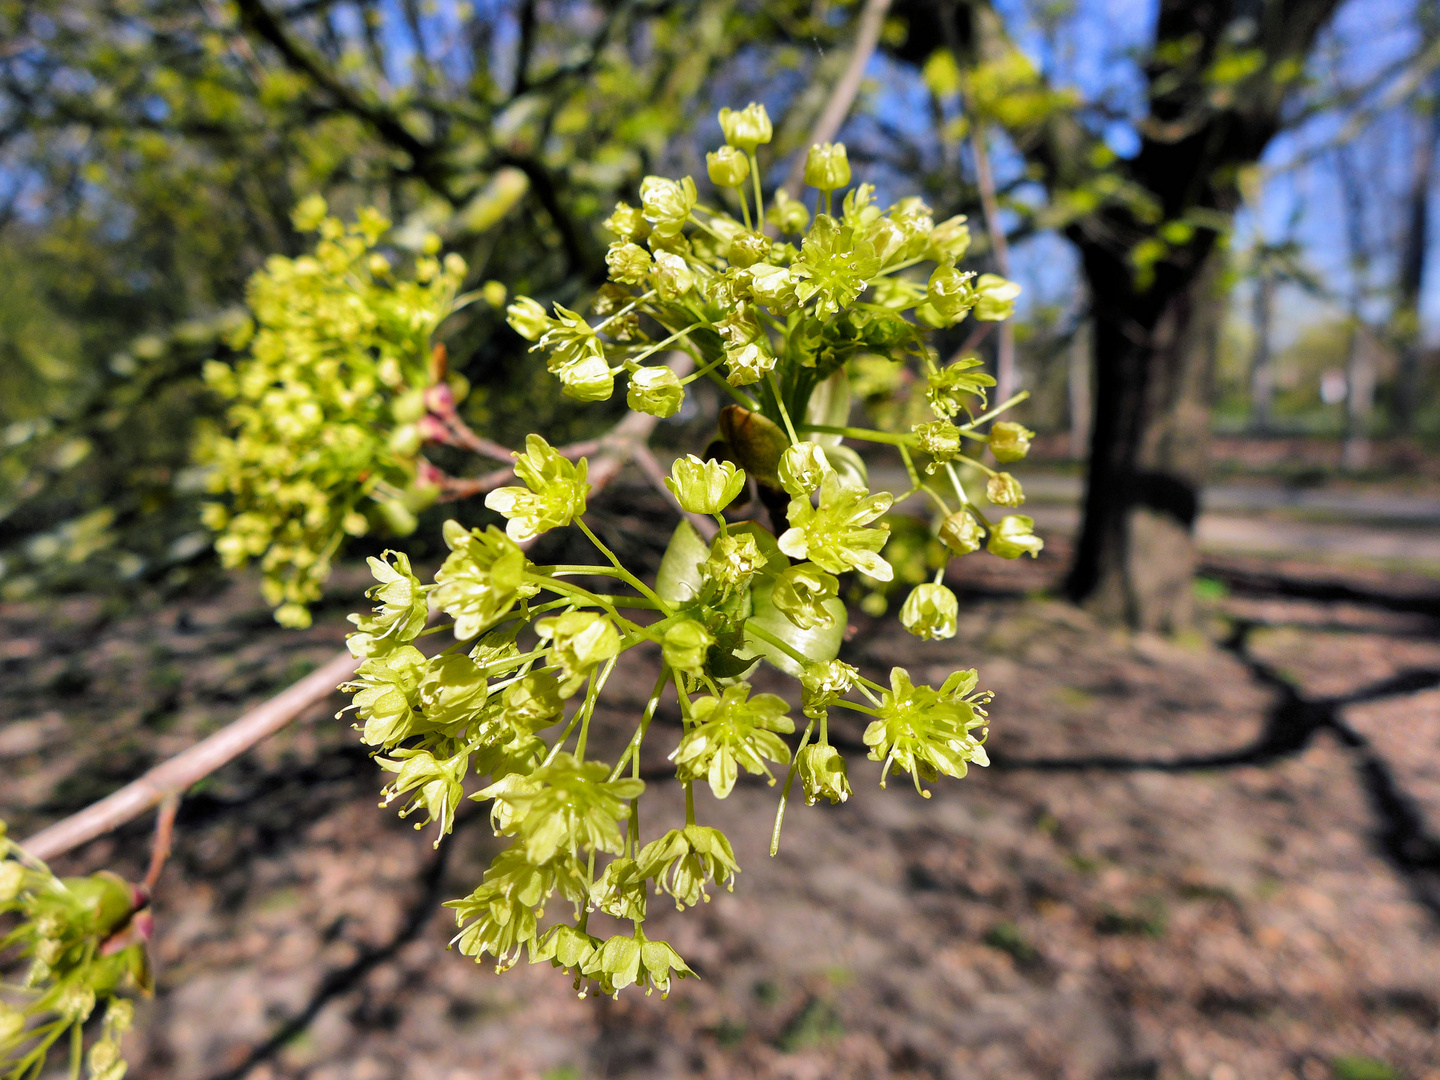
[3, 514, 1438, 1080]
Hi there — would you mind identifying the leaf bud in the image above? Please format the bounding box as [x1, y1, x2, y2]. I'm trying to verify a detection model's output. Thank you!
[938, 509, 984, 555]
[651, 251, 695, 300]
[913, 419, 961, 463]
[718, 102, 773, 153]
[606, 241, 652, 285]
[986, 514, 1044, 559]
[506, 296, 554, 342]
[899, 582, 959, 640]
[771, 563, 840, 630]
[986, 472, 1025, 507]
[727, 230, 770, 269]
[973, 273, 1022, 321]
[926, 266, 976, 322]
[803, 142, 851, 191]
[777, 442, 833, 496]
[664, 454, 747, 515]
[627, 366, 685, 418]
[557, 354, 615, 402]
[706, 145, 752, 188]
[662, 618, 715, 676]
[604, 201, 650, 242]
[797, 742, 851, 805]
[767, 189, 810, 234]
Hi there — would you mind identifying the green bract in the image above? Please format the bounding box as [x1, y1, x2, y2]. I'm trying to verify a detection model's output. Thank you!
[326, 103, 1037, 1002]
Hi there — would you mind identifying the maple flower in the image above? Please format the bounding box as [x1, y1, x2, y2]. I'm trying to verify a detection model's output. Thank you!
[792, 215, 882, 318]
[671, 683, 795, 798]
[899, 582, 959, 640]
[988, 420, 1035, 462]
[926, 358, 996, 417]
[986, 514, 1044, 559]
[636, 824, 740, 909]
[665, 455, 746, 515]
[778, 474, 894, 580]
[485, 435, 590, 543]
[863, 667, 989, 794]
[432, 520, 537, 638]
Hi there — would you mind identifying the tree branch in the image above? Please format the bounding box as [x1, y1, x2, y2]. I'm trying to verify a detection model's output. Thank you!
[21, 356, 694, 862]
[780, 0, 895, 198]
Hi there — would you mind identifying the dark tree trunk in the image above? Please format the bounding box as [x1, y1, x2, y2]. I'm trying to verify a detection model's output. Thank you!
[1065, 243, 1221, 632]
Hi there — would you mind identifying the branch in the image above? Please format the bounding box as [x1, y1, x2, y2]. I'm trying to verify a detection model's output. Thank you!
[780, 0, 895, 198]
[21, 649, 362, 862]
[21, 356, 695, 862]
[968, 125, 1016, 403]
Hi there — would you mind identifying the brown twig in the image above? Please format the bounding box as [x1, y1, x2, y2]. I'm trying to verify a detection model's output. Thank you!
[780, 0, 896, 198]
[142, 795, 181, 892]
[968, 123, 1016, 403]
[21, 649, 362, 862]
[21, 355, 695, 863]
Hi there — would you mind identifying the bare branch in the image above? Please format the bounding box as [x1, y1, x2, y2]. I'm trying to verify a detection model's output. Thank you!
[21, 649, 362, 862]
[142, 795, 180, 892]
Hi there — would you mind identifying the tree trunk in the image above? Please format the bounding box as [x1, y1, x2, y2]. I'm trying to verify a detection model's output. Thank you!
[1067, 317, 1092, 460]
[1392, 85, 1440, 433]
[1064, 246, 1221, 632]
[1248, 270, 1276, 433]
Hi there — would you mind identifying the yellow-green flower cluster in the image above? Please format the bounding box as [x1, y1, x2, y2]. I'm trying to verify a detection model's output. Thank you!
[0, 824, 147, 1080]
[328, 103, 1043, 1004]
[198, 197, 466, 626]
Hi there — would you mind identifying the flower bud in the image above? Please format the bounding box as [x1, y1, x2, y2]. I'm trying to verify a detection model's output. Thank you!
[803, 142, 851, 190]
[704, 531, 767, 594]
[557, 354, 615, 402]
[606, 241, 652, 285]
[535, 611, 622, 695]
[939, 510, 984, 554]
[926, 266, 976, 322]
[767, 189, 810, 234]
[747, 263, 797, 308]
[0, 863, 25, 903]
[986, 472, 1024, 507]
[777, 442, 832, 496]
[986, 514, 1044, 559]
[929, 214, 971, 260]
[797, 742, 851, 805]
[662, 619, 714, 676]
[640, 175, 697, 238]
[604, 201, 649, 241]
[664, 454, 747, 515]
[506, 296, 553, 341]
[718, 102, 773, 153]
[899, 582, 958, 640]
[482, 280, 508, 307]
[627, 366, 685, 418]
[973, 273, 1022, 321]
[801, 658, 858, 718]
[706, 145, 751, 188]
[727, 230, 769, 269]
[914, 419, 960, 462]
[651, 251, 695, 300]
[771, 563, 839, 630]
[988, 420, 1034, 462]
[725, 341, 774, 386]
